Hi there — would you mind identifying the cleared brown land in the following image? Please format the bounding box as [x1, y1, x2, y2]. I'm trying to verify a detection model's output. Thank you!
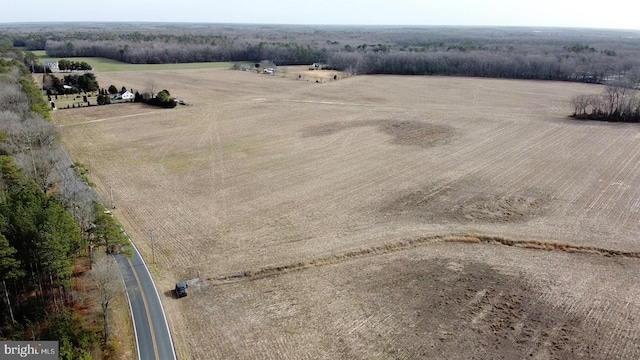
[53, 70, 640, 359]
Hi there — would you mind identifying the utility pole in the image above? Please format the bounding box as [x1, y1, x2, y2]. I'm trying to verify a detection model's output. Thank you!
[145, 228, 157, 264]
[109, 181, 115, 209]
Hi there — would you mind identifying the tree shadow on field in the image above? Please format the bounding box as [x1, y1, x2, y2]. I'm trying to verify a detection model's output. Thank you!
[302, 119, 454, 148]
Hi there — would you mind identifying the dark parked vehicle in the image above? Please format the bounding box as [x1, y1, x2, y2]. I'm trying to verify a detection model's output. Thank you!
[175, 282, 187, 298]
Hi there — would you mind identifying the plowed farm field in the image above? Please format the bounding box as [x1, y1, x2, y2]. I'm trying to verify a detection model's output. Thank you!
[53, 70, 640, 359]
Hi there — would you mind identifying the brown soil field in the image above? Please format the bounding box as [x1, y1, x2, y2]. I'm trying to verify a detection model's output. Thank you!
[52, 69, 640, 359]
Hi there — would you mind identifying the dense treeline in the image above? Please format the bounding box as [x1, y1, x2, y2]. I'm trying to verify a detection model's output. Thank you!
[57, 59, 92, 72]
[571, 81, 640, 122]
[61, 73, 99, 93]
[44, 39, 327, 66]
[327, 51, 616, 81]
[3, 23, 639, 84]
[42, 73, 100, 95]
[41, 37, 636, 82]
[0, 48, 129, 358]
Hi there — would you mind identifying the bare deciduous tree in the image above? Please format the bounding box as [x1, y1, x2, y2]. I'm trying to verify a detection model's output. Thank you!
[0, 84, 29, 115]
[572, 81, 640, 122]
[145, 80, 157, 99]
[572, 94, 595, 116]
[89, 253, 122, 344]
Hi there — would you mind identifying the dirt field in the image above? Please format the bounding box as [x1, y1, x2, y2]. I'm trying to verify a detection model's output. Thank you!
[52, 69, 640, 359]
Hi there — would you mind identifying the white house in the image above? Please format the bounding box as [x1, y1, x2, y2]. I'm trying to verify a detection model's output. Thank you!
[310, 63, 328, 70]
[114, 90, 134, 101]
[44, 61, 58, 70]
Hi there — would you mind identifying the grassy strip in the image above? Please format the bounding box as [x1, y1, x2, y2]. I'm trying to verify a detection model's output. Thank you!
[33, 51, 233, 72]
[109, 278, 137, 360]
[71, 162, 96, 187]
[18, 66, 51, 120]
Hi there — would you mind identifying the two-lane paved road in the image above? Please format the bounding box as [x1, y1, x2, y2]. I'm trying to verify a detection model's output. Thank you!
[116, 243, 177, 360]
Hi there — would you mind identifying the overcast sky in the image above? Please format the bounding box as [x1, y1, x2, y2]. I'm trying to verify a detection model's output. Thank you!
[3, 0, 639, 30]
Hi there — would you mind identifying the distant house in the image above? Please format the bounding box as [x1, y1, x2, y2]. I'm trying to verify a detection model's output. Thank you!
[113, 90, 134, 101]
[310, 63, 329, 70]
[44, 61, 58, 70]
